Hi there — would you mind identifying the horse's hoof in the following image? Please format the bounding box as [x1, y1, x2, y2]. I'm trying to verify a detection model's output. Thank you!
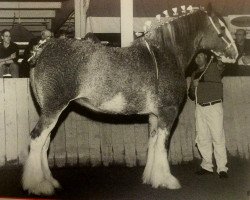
[50, 178, 61, 189]
[151, 174, 181, 190]
[161, 175, 181, 190]
[27, 179, 55, 196]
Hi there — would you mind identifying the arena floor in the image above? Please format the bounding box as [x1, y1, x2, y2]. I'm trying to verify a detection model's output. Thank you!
[0, 157, 249, 200]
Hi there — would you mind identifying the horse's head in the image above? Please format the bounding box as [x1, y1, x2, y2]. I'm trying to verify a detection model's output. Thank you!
[197, 4, 238, 62]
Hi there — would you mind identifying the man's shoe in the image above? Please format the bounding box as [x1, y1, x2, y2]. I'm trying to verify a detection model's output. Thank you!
[195, 168, 213, 175]
[219, 171, 228, 179]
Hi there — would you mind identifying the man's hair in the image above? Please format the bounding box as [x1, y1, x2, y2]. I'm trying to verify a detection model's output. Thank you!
[41, 29, 52, 36]
[1, 29, 10, 36]
[195, 49, 215, 61]
[236, 29, 246, 36]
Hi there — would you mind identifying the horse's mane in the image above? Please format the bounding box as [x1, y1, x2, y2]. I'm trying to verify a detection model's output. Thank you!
[135, 10, 207, 50]
[169, 10, 207, 47]
[135, 10, 209, 68]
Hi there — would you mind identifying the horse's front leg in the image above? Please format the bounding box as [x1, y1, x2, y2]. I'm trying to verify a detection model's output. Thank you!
[143, 111, 181, 189]
[150, 127, 181, 189]
[143, 114, 158, 184]
[22, 113, 60, 195]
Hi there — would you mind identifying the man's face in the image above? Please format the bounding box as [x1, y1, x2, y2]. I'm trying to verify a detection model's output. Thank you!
[195, 53, 207, 67]
[42, 31, 52, 41]
[235, 30, 246, 44]
[1, 31, 11, 44]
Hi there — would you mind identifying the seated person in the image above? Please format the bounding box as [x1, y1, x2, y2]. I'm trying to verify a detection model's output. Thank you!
[56, 29, 67, 39]
[0, 29, 19, 78]
[21, 29, 52, 76]
[235, 29, 250, 64]
[83, 32, 100, 43]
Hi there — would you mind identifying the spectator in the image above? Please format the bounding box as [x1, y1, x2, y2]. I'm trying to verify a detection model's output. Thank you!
[0, 29, 19, 78]
[84, 32, 100, 43]
[21, 29, 52, 77]
[57, 29, 67, 39]
[235, 29, 250, 62]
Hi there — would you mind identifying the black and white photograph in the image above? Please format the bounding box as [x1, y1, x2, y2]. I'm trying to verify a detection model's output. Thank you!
[0, 0, 249, 199]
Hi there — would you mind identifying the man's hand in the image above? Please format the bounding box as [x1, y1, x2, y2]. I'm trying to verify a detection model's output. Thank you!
[5, 59, 14, 64]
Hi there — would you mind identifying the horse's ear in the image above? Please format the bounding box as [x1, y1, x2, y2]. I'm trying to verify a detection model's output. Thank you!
[206, 2, 214, 17]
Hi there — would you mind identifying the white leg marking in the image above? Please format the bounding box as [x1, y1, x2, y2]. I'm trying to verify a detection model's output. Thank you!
[143, 133, 157, 184]
[143, 114, 158, 184]
[22, 121, 57, 195]
[42, 136, 61, 189]
[144, 128, 181, 189]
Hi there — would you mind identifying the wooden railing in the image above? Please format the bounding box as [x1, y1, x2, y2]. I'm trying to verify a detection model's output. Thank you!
[0, 77, 249, 167]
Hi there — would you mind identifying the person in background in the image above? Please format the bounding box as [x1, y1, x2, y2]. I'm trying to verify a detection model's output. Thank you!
[0, 29, 19, 78]
[57, 29, 67, 39]
[21, 29, 52, 77]
[188, 49, 228, 179]
[83, 32, 101, 43]
[235, 29, 250, 63]
[23, 29, 52, 61]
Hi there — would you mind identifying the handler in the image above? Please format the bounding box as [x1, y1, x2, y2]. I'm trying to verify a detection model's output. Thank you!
[188, 49, 228, 179]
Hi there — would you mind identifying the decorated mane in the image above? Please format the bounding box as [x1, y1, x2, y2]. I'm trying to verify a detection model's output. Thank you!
[135, 7, 210, 68]
[140, 7, 207, 51]
[170, 11, 207, 47]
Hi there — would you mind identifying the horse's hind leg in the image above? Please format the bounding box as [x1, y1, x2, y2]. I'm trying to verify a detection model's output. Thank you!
[22, 108, 65, 195]
[42, 136, 61, 189]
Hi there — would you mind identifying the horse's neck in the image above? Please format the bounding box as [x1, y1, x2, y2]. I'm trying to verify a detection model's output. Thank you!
[174, 39, 196, 70]
[156, 35, 197, 71]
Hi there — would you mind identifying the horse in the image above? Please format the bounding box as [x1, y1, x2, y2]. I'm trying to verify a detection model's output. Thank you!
[22, 5, 238, 195]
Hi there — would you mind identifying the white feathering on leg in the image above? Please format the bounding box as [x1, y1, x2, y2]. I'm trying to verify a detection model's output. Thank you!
[150, 128, 181, 189]
[143, 133, 157, 184]
[22, 137, 55, 195]
[42, 136, 61, 189]
[143, 114, 158, 184]
[22, 121, 58, 195]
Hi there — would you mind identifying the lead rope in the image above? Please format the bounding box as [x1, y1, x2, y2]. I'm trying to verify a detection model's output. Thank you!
[194, 55, 214, 105]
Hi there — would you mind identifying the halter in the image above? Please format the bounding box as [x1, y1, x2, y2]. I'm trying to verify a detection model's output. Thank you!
[208, 16, 235, 51]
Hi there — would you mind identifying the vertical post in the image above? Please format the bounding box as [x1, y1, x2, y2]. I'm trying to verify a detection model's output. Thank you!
[120, 0, 133, 47]
[74, 0, 90, 39]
